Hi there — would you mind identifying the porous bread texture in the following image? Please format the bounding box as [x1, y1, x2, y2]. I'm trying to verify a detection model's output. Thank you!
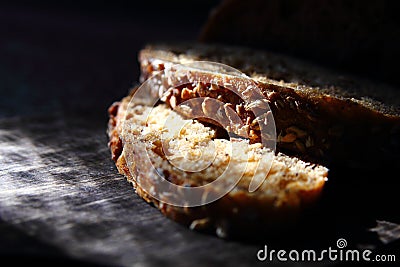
[122, 103, 327, 198]
[108, 94, 328, 237]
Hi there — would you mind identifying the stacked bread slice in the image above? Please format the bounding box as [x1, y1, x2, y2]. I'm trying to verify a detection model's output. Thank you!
[108, 43, 399, 237]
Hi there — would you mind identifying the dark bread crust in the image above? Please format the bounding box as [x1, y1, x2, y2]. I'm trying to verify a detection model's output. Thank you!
[139, 43, 400, 168]
[140, 43, 400, 116]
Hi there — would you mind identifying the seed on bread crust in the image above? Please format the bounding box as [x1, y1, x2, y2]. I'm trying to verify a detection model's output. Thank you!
[202, 97, 219, 117]
[189, 218, 211, 231]
[281, 133, 297, 143]
[295, 140, 306, 153]
[286, 126, 307, 138]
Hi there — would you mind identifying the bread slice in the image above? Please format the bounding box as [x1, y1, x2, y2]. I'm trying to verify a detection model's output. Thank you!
[138, 43, 400, 168]
[108, 93, 328, 238]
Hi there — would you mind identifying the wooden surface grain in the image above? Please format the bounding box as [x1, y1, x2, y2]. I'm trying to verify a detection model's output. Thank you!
[0, 2, 398, 266]
[0, 115, 269, 267]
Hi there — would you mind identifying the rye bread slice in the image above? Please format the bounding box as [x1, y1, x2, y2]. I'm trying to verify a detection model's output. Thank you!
[138, 43, 400, 168]
[107, 94, 328, 238]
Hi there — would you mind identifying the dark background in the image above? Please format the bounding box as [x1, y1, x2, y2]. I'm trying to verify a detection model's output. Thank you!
[0, 1, 216, 266]
[199, 0, 400, 87]
[0, 0, 216, 119]
[0, 1, 399, 266]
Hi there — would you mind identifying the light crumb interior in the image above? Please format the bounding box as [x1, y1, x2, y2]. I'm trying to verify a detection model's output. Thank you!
[120, 101, 328, 208]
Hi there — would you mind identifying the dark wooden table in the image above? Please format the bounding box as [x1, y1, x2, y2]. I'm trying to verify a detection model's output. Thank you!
[1, 2, 398, 266]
